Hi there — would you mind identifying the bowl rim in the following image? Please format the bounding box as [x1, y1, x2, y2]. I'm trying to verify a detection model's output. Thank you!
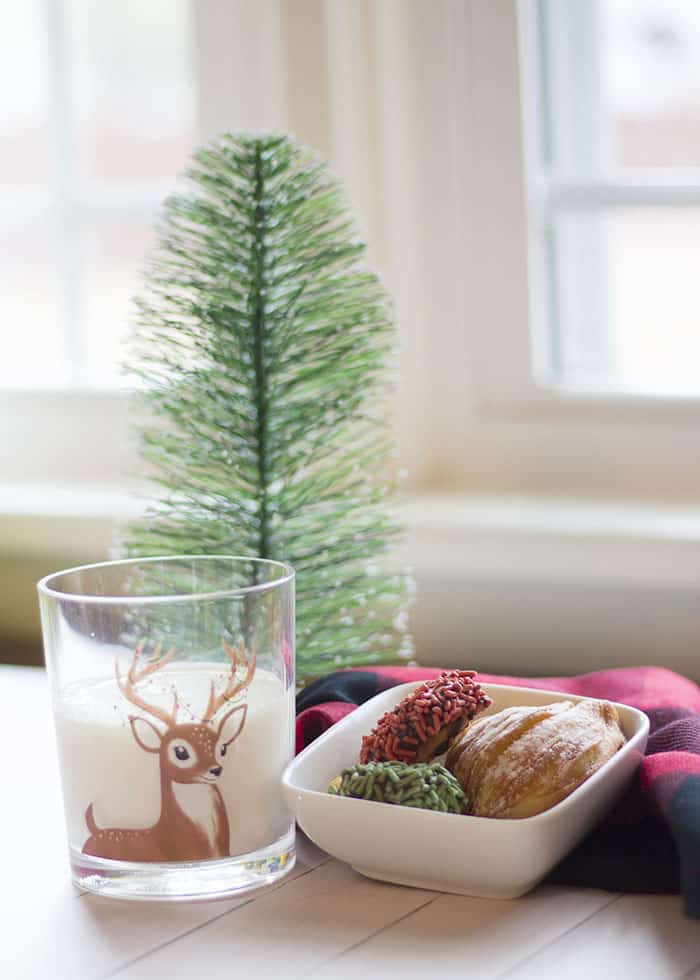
[283, 680, 650, 826]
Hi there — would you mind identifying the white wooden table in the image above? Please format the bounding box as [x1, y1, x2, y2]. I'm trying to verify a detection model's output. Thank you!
[3, 666, 698, 980]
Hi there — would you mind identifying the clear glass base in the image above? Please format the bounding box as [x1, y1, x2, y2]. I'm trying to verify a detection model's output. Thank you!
[70, 827, 296, 902]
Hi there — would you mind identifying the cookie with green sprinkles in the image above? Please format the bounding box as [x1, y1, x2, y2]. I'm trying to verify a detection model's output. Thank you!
[327, 761, 467, 814]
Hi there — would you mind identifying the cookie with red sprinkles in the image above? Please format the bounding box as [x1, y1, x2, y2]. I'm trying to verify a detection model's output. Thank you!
[360, 670, 492, 765]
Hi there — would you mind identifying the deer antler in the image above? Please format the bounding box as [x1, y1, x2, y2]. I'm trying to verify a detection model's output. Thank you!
[201, 639, 256, 723]
[115, 640, 179, 728]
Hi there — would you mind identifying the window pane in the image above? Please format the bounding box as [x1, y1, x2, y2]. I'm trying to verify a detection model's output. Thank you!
[0, 0, 52, 185]
[603, 0, 700, 170]
[68, 0, 196, 183]
[0, 219, 64, 387]
[81, 218, 157, 386]
[609, 208, 700, 392]
[551, 208, 700, 395]
[0, 1, 197, 391]
[533, 0, 700, 396]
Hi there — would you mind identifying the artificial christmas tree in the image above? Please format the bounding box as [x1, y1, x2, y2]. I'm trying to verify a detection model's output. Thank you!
[125, 133, 412, 681]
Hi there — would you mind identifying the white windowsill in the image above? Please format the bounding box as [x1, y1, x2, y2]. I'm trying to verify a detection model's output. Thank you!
[402, 493, 700, 592]
[4, 484, 700, 594]
[5, 485, 700, 679]
[0, 485, 142, 563]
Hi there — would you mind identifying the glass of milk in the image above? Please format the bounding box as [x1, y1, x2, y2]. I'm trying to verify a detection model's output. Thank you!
[37, 555, 295, 901]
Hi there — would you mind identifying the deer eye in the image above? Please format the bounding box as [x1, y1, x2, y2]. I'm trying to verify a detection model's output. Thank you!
[220, 744, 227, 757]
[169, 740, 196, 768]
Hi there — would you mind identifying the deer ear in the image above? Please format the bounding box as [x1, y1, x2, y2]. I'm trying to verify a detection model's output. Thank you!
[217, 704, 247, 746]
[129, 715, 163, 753]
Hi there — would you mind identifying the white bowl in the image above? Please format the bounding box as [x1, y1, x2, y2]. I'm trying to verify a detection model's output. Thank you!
[283, 682, 649, 899]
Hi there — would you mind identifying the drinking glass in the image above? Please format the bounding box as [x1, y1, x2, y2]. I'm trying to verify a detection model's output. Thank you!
[37, 555, 295, 901]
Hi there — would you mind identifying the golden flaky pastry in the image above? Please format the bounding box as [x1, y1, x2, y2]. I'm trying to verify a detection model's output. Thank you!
[445, 699, 625, 819]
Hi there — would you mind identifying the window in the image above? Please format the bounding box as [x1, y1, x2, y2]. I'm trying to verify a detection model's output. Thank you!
[5, 0, 700, 504]
[526, 0, 700, 397]
[4, 1, 700, 678]
[1, 0, 196, 389]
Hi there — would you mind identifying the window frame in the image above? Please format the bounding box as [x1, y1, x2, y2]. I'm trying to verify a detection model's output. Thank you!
[5, 0, 700, 504]
[2, 0, 209, 488]
[1, 0, 303, 491]
[460, 0, 700, 415]
[3, 0, 197, 392]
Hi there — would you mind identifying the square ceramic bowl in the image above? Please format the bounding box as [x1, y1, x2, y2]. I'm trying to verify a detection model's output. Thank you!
[282, 682, 649, 899]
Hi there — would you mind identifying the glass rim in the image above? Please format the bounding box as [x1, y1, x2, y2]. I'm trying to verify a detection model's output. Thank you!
[36, 554, 295, 606]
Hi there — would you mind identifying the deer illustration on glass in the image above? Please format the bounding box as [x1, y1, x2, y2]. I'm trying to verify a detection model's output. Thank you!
[82, 639, 256, 863]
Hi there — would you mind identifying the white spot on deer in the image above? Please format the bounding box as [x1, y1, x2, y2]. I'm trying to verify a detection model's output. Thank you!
[172, 783, 220, 850]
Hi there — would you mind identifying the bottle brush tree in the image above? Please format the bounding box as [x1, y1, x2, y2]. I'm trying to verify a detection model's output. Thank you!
[124, 133, 413, 682]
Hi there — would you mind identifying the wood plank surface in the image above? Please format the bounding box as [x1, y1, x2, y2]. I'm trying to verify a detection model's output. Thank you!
[4, 831, 327, 980]
[312, 882, 618, 979]
[0, 667, 328, 980]
[1, 666, 695, 980]
[505, 892, 700, 980]
[113, 860, 436, 979]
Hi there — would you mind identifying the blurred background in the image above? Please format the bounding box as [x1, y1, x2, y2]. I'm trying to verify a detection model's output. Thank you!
[4, 0, 700, 679]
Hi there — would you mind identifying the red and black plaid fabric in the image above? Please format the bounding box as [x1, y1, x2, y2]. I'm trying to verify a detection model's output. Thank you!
[296, 665, 700, 918]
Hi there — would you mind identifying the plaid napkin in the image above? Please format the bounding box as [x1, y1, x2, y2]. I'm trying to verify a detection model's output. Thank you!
[296, 665, 700, 918]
